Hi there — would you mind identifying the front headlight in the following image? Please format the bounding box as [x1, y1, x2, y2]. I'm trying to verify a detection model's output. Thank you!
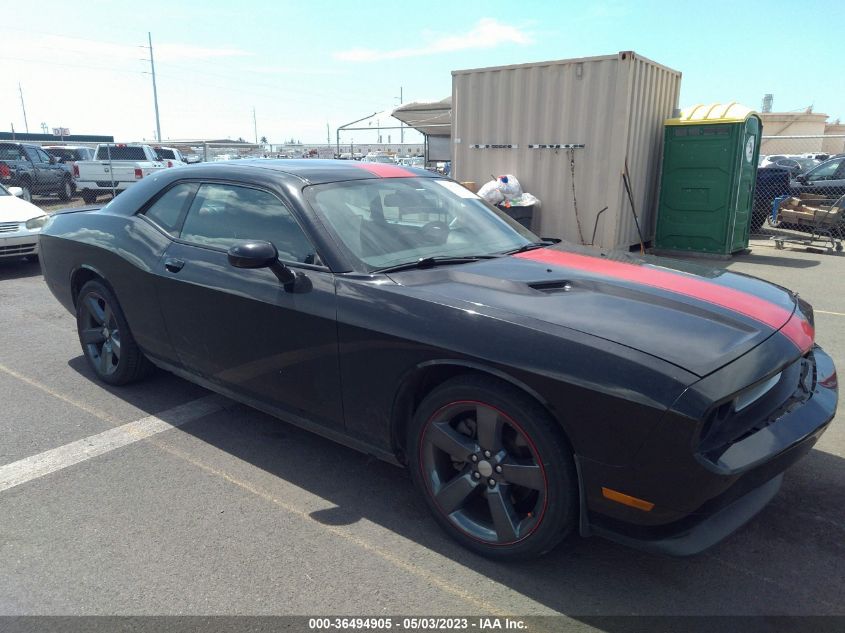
[734, 372, 782, 411]
[25, 215, 49, 230]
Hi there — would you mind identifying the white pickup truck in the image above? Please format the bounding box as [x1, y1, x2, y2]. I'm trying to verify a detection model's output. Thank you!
[73, 143, 166, 204]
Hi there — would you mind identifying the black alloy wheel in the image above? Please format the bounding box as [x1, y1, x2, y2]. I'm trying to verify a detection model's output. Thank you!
[409, 376, 577, 559]
[76, 280, 152, 385]
[79, 290, 121, 377]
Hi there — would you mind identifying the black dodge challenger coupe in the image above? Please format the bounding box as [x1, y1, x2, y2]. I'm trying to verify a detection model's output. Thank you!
[39, 160, 837, 559]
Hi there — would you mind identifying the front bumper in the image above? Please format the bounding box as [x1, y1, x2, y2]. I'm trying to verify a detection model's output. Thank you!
[0, 231, 40, 258]
[580, 345, 837, 555]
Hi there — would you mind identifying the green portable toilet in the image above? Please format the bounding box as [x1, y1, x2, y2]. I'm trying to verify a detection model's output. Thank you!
[655, 103, 762, 255]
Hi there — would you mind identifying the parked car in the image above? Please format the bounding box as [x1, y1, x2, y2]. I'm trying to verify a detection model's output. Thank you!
[44, 146, 96, 196]
[0, 183, 48, 260]
[38, 160, 836, 560]
[0, 142, 75, 202]
[398, 156, 424, 168]
[790, 155, 845, 197]
[363, 153, 394, 164]
[73, 143, 166, 204]
[751, 166, 792, 230]
[759, 155, 819, 174]
[43, 145, 95, 164]
[153, 146, 188, 167]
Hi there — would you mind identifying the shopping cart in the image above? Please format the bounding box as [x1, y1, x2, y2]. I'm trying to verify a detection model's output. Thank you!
[770, 194, 844, 253]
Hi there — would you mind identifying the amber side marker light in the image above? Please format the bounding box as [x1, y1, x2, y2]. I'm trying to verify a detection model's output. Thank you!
[601, 487, 655, 512]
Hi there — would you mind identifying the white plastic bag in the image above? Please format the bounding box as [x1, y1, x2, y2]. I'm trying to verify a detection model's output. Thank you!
[509, 192, 540, 207]
[477, 179, 505, 205]
[498, 175, 522, 200]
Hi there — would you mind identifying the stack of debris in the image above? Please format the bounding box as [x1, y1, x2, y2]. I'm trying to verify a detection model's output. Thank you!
[779, 195, 844, 228]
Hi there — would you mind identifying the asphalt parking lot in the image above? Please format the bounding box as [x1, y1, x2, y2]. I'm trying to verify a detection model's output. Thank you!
[0, 239, 843, 624]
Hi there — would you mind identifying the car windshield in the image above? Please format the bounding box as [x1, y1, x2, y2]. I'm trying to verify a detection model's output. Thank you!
[0, 184, 9, 197]
[305, 178, 538, 271]
[46, 148, 78, 161]
[157, 149, 176, 159]
[792, 158, 818, 172]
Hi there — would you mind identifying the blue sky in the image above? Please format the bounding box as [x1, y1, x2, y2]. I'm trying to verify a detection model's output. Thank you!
[2, 0, 842, 144]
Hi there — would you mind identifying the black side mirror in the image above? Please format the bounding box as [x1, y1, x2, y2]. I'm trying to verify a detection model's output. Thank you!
[49, 155, 58, 164]
[796, 174, 808, 184]
[227, 240, 296, 285]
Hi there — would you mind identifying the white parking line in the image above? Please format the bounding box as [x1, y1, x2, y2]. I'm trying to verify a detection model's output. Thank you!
[0, 394, 228, 493]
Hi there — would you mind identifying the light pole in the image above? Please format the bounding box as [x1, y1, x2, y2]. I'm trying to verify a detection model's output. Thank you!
[395, 86, 404, 144]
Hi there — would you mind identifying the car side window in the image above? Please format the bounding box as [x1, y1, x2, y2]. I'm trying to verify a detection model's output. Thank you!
[141, 183, 197, 236]
[23, 147, 41, 163]
[36, 148, 52, 163]
[179, 183, 318, 264]
[808, 159, 842, 181]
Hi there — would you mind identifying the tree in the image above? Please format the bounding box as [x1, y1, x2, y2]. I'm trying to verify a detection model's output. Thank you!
[260, 135, 268, 145]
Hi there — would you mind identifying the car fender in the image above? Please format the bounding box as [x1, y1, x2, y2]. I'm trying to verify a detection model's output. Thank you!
[389, 357, 573, 464]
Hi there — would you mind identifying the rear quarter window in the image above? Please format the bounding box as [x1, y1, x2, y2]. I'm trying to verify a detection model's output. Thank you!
[140, 183, 197, 236]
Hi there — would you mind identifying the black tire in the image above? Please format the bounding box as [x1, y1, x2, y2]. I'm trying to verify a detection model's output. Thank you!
[408, 375, 578, 560]
[58, 177, 73, 201]
[81, 190, 97, 204]
[76, 280, 153, 385]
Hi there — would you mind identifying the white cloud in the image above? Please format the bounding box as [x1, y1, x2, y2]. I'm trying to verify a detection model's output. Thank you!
[334, 18, 532, 62]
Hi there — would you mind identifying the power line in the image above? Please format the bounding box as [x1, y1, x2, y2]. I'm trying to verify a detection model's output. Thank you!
[0, 26, 149, 48]
[0, 55, 146, 76]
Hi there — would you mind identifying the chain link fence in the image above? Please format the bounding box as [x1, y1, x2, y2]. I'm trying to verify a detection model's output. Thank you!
[751, 135, 845, 250]
[7, 133, 845, 250]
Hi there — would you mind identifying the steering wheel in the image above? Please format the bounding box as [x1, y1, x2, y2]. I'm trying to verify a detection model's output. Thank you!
[420, 220, 450, 245]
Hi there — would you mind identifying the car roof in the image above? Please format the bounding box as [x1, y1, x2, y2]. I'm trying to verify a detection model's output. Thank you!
[190, 158, 439, 185]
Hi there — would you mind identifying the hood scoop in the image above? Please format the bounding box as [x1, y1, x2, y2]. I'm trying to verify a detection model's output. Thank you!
[527, 279, 573, 294]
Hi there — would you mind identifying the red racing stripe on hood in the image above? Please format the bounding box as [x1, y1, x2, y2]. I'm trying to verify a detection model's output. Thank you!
[356, 163, 416, 178]
[515, 249, 814, 353]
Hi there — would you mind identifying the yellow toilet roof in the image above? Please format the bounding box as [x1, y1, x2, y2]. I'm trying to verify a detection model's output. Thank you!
[666, 102, 758, 125]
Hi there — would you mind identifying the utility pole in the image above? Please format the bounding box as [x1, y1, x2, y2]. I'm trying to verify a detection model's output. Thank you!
[326, 123, 330, 147]
[399, 86, 404, 144]
[253, 106, 258, 144]
[148, 32, 162, 142]
[18, 83, 29, 133]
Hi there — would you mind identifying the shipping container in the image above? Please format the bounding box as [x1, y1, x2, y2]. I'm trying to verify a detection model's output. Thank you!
[452, 52, 681, 250]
